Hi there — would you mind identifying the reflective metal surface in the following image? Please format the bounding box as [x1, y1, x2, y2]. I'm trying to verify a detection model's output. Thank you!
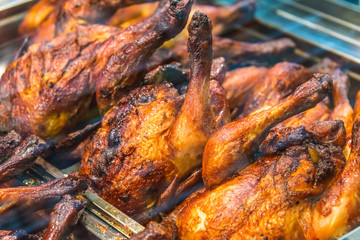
[256, 0, 360, 64]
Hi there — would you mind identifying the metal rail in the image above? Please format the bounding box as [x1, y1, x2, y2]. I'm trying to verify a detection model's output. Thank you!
[256, 0, 360, 65]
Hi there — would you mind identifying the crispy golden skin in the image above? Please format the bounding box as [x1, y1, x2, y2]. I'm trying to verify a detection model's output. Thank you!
[176, 121, 346, 240]
[203, 74, 332, 189]
[1, 0, 192, 138]
[18, 0, 156, 43]
[278, 59, 353, 159]
[238, 62, 312, 119]
[79, 12, 218, 219]
[132, 67, 360, 240]
[307, 114, 360, 239]
[221, 62, 311, 120]
[131, 120, 354, 240]
[79, 83, 184, 218]
[279, 100, 331, 129]
[0, 12, 228, 228]
[0, 25, 111, 138]
[109, 0, 256, 48]
[222, 66, 268, 118]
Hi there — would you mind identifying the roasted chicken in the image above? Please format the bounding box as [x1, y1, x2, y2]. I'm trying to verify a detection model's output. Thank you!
[131, 57, 360, 239]
[1, 0, 359, 238]
[223, 59, 352, 134]
[228, 62, 312, 119]
[139, 120, 347, 240]
[110, 0, 255, 34]
[202, 74, 332, 188]
[130, 73, 346, 240]
[0, 0, 192, 138]
[0, 11, 223, 227]
[18, 0, 157, 43]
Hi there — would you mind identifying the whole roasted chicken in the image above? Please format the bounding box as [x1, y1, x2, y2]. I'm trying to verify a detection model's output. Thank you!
[0, 0, 192, 138]
[79, 11, 219, 218]
[0, 11, 225, 228]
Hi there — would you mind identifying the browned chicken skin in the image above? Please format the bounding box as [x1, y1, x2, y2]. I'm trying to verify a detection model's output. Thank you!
[79, 11, 217, 219]
[0, 11, 223, 225]
[222, 65, 268, 112]
[275, 58, 353, 157]
[0, 0, 191, 138]
[237, 62, 312, 118]
[143, 58, 230, 128]
[109, 0, 256, 37]
[203, 74, 332, 189]
[174, 120, 346, 240]
[278, 100, 331, 129]
[18, 0, 156, 43]
[310, 58, 353, 133]
[3, 0, 358, 238]
[222, 62, 312, 120]
[222, 60, 351, 125]
[131, 75, 355, 240]
[132, 59, 360, 239]
[41, 195, 86, 240]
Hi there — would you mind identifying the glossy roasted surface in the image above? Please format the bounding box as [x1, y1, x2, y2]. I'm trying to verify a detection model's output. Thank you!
[0, 0, 191, 139]
[176, 121, 346, 240]
[79, 12, 221, 220]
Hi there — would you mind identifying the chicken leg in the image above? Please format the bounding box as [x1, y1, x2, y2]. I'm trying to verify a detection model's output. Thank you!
[203, 73, 332, 189]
